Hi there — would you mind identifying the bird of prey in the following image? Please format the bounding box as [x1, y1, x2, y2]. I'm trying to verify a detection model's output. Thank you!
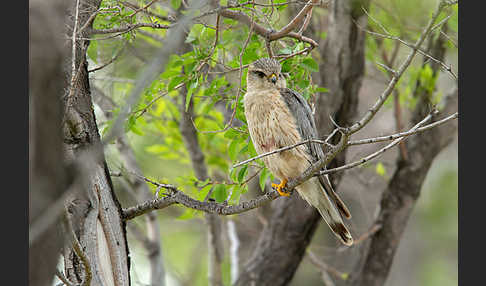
[243, 58, 353, 246]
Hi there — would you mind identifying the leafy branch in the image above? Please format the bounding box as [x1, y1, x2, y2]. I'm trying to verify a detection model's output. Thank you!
[120, 0, 457, 222]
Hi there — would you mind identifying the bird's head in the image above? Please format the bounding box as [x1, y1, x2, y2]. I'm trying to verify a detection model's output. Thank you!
[247, 58, 287, 90]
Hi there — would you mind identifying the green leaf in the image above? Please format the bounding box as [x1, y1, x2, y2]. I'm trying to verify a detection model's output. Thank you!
[145, 144, 168, 154]
[316, 87, 329, 93]
[228, 140, 239, 161]
[168, 77, 184, 91]
[376, 162, 386, 177]
[213, 184, 227, 203]
[301, 58, 319, 72]
[197, 184, 213, 200]
[229, 167, 238, 182]
[196, 178, 210, 187]
[171, 0, 181, 10]
[227, 186, 241, 204]
[237, 165, 248, 183]
[224, 129, 240, 139]
[185, 80, 197, 111]
[177, 208, 196, 220]
[248, 140, 258, 157]
[259, 167, 270, 191]
[87, 40, 98, 63]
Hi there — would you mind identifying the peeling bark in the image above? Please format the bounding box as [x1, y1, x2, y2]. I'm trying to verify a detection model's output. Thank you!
[61, 1, 131, 285]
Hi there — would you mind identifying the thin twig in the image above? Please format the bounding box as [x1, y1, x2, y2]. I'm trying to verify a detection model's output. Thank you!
[196, 10, 255, 133]
[270, 0, 318, 40]
[91, 22, 171, 34]
[127, 0, 158, 18]
[132, 81, 186, 118]
[232, 138, 331, 169]
[297, 6, 313, 35]
[348, 2, 449, 135]
[336, 224, 382, 252]
[307, 250, 348, 281]
[319, 111, 436, 176]
[347, 112, 458, 146]
[120, 1, 176, 22]
[440, 30, 458, 48]
[88, 41, 128, 73]
[70, 0, 81, 94]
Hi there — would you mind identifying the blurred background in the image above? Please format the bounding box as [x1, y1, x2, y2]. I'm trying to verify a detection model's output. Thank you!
[58, 0, 458, 285]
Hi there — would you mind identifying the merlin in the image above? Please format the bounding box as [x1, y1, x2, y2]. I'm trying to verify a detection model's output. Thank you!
[243, 58, 353, 246]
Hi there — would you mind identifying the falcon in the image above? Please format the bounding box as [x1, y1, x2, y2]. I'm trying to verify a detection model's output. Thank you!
[243, 58, 353, 246]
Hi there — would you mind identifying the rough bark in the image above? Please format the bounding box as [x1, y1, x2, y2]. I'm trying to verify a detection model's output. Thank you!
[29, 0, 69, 285]
[62, 1, 131, 285]
[234, 1, 369, 285]
[93, 87, 165, 286]
[351, 24, 457, 286]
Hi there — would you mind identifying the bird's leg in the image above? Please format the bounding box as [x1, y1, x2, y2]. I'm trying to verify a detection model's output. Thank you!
[272, 178, 289, 197]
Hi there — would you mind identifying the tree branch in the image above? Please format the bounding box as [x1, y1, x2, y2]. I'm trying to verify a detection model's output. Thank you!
[121, 174, 282, 220]
[92, 87, 166, 286]
[347, 0, 450, 135]
[347, 112, 458, 146]
[91, 22, 171, 34]
[216, 1, 319, 47]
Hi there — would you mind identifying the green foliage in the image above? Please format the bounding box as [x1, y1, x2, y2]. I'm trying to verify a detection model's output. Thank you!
[375, 162, 386, 177]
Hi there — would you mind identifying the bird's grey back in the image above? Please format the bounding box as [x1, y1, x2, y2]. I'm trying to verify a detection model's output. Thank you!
[279, 87, 352, 219]
[278, 88, 323, 162]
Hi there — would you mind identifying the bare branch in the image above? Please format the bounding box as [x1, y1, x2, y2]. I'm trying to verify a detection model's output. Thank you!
[347, 0, 451, 135]
[71, 0, 80, 79]
[91, 22, 171, 34]
[307, 250, 348, 281]
[318, 111, 436, 176]
[362, 28, 457, 80]
[132, 81, 185, 118]
[270, 0, 318, 39]
[88, 41, 127, 73]
[440, 30, 458, 48]
[232, 138, 331, 169]
[121, 173, 282, 220]
[347, 112, 458, 146]
[217, 4, 318, 47]
[232, 110, 457, 174]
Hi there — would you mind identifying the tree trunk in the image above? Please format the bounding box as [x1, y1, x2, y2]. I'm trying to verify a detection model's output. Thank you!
[61, 1, 131, 285]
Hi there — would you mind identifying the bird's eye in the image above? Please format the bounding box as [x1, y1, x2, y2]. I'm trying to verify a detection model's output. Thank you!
[253, 71, 266, 78]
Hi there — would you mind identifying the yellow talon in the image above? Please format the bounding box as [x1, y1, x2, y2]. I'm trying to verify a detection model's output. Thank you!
[272, 179, 289, 196]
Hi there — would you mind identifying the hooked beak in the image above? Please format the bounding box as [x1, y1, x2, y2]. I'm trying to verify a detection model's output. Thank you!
[268, 73, 277, 84]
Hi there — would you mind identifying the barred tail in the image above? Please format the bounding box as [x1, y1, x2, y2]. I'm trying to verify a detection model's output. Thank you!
[296, 177, 353, 246]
